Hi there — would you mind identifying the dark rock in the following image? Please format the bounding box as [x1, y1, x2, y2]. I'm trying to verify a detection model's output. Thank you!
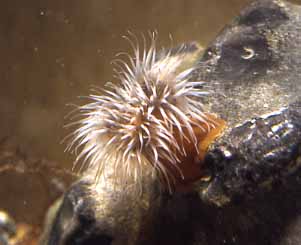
[41, 1, 301, 245]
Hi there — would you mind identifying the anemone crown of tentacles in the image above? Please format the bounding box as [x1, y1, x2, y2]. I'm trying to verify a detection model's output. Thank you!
[66, 33, 213, 190]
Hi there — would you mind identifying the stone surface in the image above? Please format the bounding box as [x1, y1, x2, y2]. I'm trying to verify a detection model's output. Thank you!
[40, 1, 301, 244]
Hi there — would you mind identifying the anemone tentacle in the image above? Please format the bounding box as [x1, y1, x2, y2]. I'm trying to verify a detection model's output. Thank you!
[67, 33, 213, 189]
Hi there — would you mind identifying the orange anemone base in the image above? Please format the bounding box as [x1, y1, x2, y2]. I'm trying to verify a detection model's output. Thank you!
[162, 114, 226, 192]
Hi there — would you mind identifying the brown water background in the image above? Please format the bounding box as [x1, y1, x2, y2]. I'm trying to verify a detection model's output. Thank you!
[0, 0, 300, 169]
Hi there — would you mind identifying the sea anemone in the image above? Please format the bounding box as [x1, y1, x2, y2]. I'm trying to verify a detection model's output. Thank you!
[66, 32, 219, 191]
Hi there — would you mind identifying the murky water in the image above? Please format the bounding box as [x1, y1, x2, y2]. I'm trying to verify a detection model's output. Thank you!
[0, 0, 255, 167]
[0, 0, 301, 236]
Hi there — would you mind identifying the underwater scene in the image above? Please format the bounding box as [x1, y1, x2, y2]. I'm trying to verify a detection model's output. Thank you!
[1, 0, 301, 244]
